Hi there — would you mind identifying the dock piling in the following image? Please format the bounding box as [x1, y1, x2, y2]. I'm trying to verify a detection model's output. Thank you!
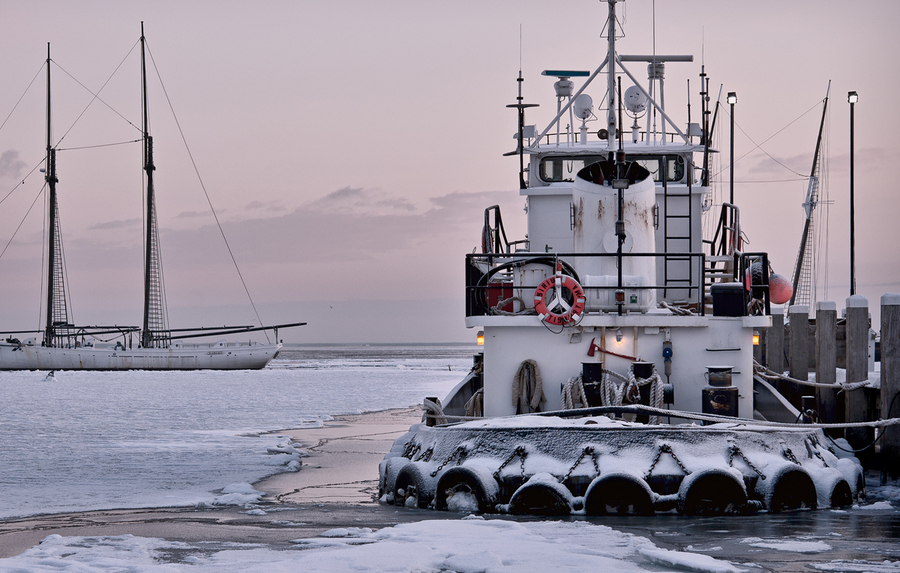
[816, 301, 838, 432]
[789, 305, 809, 408]
[882, 294, 900, 481]
[845, 295, 870, 454]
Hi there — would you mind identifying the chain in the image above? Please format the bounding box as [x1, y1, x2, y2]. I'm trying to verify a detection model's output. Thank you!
[493, 446, 528, 480]
[402, 441, 421, 460]
[430, 445, 467, 477]
[805, 438, 828, 465]
[560, 446, 597, 483]
[782, 446, 800, 465]
[728, 444, 766, 479]
[417, 446, 433, 463]
[645, 443, 691, 480]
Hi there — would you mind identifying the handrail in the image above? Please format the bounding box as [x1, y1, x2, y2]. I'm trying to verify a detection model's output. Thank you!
[709, 202, 741, 257]
[466, 251, 708, 318]
[482, 205, 511, 255]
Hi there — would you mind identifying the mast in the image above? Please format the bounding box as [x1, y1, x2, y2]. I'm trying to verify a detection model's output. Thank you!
[789, 81, 831, 306]
[606, 0, 618, 151]
[43, 44, 68, 348]
[140, 24, 169, 348]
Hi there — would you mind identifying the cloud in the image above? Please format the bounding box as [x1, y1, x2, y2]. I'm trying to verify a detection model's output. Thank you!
[175, 210, 206, 219]
[245, 200, 287, 212]
[88, 218, 141, 230]
[0, 150, 27, 179]
[307, 186, 418, 215]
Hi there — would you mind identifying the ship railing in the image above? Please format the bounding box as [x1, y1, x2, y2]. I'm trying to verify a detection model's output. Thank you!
[705, 202, 742, 258]
[481, 205, 528, 256]
[466, 251, 772, 319]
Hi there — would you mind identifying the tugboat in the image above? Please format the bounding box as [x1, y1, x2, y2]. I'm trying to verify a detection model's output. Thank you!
[379, 0, 864, 515]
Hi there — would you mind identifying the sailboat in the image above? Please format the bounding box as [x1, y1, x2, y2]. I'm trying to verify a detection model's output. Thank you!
[0, 29, 303, 370]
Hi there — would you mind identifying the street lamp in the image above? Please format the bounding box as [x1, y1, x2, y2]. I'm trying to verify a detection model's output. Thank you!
[727, 92, 737, 237]
[848, 91, 858, 295]
[727, 92, 737, 206]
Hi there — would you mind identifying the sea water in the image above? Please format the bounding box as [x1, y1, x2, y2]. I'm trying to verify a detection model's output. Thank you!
[0, 345, 473, 519]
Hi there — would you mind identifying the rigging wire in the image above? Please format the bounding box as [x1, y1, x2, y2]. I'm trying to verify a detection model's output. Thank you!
[58, 203, 75, 329]
[38, 187, 47, 334]
[0, 182, 45, 261]
[50, 40, 143, 148]
[144, 40, 269, 342]
[0, 63, 45, 135]
[818, 105, 831, 301]
[712, 98, 825, 180]
[0, 159, 46, 207]
[57, 139, 142, 151]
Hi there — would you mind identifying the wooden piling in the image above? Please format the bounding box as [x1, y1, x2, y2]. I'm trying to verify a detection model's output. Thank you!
[815, 301, 838, 430]
[766, 307, 784, 373]
[789, 305, 809, 408]
[845, 295, 870, 454]
[882, 293, 900, 481]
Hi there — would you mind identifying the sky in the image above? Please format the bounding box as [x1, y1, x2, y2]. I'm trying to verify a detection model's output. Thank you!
[0, 0, 897, 344]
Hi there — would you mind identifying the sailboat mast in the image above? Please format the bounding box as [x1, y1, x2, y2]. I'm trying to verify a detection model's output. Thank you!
[140, 24, 167, 348]
[43, 43, 60, 348]
[789, 82, 831, 306]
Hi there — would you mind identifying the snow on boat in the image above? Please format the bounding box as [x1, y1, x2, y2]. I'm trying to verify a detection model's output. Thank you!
[379, 0, 864, 515]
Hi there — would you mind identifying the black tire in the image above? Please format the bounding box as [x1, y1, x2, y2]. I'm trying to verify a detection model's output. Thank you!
[434, 466, 498, 513]
[584, 474, 655, 516]
[679, 470, 748, 516]
[508, 480, 573, 516]
[393, 464, 432, 509]
[768, 468, 817, 512]
[829, 479, 853, 509]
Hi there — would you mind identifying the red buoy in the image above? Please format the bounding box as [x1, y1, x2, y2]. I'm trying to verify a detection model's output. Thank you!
[769, 273, 793, 304]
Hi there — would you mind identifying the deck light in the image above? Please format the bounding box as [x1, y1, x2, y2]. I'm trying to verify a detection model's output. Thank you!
[615, 329, 623, 343]
[753, 331, 760, 346]
[477, 331, 484, 346]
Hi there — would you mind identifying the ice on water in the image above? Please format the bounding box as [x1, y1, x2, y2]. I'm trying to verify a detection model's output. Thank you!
[0, 518, 761, 573]
[0, 345, 471, 519]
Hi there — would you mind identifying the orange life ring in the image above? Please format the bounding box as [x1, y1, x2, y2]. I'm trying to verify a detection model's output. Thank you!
[533, 273, 586, 326]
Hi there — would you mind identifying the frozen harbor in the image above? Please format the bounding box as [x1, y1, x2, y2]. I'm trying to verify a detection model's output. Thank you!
[0, 345, 898, 572]
[0, 345, 469, 519]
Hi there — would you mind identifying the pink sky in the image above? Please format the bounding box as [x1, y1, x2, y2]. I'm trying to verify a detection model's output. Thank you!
[0, 0, 897, 343]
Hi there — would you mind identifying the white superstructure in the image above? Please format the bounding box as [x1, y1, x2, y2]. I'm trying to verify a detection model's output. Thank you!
[378, 1, 862, 517]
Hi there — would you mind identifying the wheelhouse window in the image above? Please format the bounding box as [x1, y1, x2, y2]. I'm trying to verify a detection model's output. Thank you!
[631, 155, 685, 182]
[539, 156, 605, 183]
[539, 154, 686, 183]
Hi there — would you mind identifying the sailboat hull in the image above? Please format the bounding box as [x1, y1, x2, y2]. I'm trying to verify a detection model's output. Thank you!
[0, 342, 280, 371]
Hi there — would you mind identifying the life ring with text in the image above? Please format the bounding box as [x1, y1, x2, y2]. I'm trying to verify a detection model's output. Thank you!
[533, 273, 586, 326]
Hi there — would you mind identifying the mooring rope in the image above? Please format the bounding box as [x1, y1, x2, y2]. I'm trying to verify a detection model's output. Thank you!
[753, 360, 874, 391]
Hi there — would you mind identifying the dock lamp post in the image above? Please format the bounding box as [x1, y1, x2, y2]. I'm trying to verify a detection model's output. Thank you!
[848, 90, 858, 296]
[727, 92, 737, 231]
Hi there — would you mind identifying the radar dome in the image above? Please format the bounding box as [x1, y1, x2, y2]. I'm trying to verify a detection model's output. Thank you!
[624, 85, 648, 114]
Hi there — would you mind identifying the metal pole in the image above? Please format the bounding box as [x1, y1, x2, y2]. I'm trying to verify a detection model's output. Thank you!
[727, 92, 736, 233]
[849, 92, 857, 296]
[729, 100, 735, 206]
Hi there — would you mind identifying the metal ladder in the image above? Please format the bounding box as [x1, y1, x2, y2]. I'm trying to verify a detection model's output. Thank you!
[662, 158, 694, 302]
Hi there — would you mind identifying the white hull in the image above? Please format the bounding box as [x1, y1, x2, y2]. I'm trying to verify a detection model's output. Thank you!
[0, 342, 280, 371]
